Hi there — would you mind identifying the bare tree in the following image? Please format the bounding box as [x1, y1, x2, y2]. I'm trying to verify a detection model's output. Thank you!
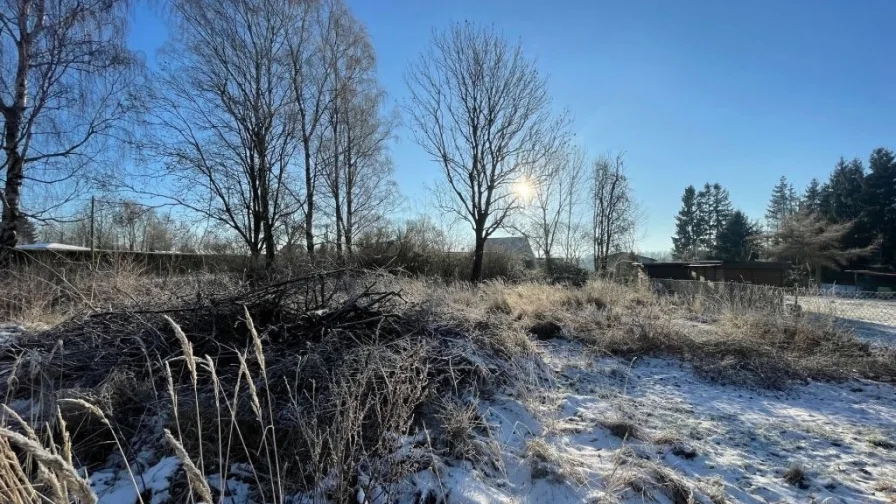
[0, 0, 139, 251]
[591, 153, 637, 272]
[515, 143, 585, 274]
[318, 0, 397, 259]
[289, 0, 334, 258]
[137, 0, 302, 267]
[405, 22, 567, 281]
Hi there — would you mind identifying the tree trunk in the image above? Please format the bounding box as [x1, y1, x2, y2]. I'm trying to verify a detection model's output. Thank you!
[544, 249, 553, 276]
[592, 238, 599, 273]
[304, 147, 315, 258]
[0, 23, 30, 251]
[262, 218, 276, 269]
[0, 151, 23, 250]
[471, 233, 485, 283]
[344, 120, 354, 258]
[331, 99, 343, 260]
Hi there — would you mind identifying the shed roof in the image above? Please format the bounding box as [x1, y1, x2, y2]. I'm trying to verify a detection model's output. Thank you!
[483, 237, 535, 259]
[642, 261, 789, 270]
[15, 242, 90, 252]
[845, 269, 896, 279]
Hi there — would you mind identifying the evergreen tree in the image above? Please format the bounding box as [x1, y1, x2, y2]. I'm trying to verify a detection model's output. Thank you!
[766, 176, 797, 232]
[826, 157, 868, 255]
[713, 210, 759, 262]
[787, 184, 799, 215]
[801, 178, 822, 214]
[826, 157, 865, 222]
[672, 185, 699, 260]
[710, 183, 733, 240]
[863, 147, 896, 264]
[818, 181, 833, 217]
[694, 183, 713, 253]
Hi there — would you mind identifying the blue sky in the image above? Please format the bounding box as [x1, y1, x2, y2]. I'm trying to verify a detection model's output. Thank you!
[128, 0, 896, 252]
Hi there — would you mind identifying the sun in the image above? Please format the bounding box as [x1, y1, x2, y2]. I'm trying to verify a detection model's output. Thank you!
[513, 178, 535, 201]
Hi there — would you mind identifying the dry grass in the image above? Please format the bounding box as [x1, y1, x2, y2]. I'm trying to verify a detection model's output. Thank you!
[783, 464, 810, 489]
[1, 269, 895, 502]
[605, 447, 701, 504]
[437, 398, 486, 462]
[0, 258, 243, 327]
[524, 437, 587, 485]
[0, 271, 521, 503]
[599, 418, 641, 441]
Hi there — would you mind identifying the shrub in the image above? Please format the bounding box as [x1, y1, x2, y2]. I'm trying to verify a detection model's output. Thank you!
[546, 260, 590, 286]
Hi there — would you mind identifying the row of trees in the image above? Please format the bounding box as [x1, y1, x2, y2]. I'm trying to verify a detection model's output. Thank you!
[0, 0, 641, 280]
[761, 148, 896, 278]
[672, 183, 735, 260]
[670, 147, 896, 279]
[36, 200, 237, 253]
[0, 0, 399, 268]
[134, 0, 399, 267]
[511, 149, 638, 275]
[778, 148, 896, 266]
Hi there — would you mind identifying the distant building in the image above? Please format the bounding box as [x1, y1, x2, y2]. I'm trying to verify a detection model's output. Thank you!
[641, 261, 790, 287]
[483, 237, 535, 262]
[15, 242, 90, 252]
[605, 252, 656, 269]
[843, 270, 896, 293]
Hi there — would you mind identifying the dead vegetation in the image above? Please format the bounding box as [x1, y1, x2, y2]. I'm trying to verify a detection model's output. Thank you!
[467, 279, 896, 388]
[0, 270, 522, 502]
[0, 269, 894, 502]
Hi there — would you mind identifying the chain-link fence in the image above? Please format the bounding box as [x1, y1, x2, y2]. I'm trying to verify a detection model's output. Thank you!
[652, 279, 896, 345]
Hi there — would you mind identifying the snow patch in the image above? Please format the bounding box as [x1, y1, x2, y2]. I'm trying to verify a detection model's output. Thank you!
[91, 456, 180, 504]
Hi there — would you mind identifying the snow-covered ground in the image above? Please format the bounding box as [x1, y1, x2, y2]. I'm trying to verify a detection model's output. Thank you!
[8, 321, 894, 503]
[799, 295, 896, 346]
[0, 323, 22, 348]
[398, 340, 896, 503]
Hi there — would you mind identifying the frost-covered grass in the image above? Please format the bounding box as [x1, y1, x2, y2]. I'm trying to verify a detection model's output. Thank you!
[1, 274, 895, 503]
[404, 339, 896, 503]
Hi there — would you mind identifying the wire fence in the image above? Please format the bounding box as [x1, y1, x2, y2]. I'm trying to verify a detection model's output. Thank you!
[652, 279, 896, 331]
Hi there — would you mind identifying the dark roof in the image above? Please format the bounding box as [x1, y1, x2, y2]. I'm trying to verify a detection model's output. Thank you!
[845, 269, 896, 278]
[484, 237, 535, 259]
[15, 242, 90, 251]
[607, 252, 657, 264]
[643, 261, 789, 270]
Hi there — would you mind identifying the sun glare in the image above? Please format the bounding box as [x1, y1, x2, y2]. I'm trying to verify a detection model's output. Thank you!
[514, 178, 535, 201]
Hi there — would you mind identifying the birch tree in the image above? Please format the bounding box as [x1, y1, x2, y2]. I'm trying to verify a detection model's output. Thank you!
[591, 153, 636, 272]
[319, 0, 397, 258]
[139, 0, 303, 267]
[516, 143, 585, 273]
[0, 0, 139, 250]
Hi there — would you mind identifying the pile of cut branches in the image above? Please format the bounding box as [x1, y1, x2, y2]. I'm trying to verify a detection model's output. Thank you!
[0, 269, 516, 500]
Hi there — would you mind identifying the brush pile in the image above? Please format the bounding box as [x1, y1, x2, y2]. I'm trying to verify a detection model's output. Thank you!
[0, 270, 519, 502]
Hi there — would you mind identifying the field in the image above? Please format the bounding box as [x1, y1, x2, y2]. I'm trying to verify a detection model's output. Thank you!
[1, 269, 895, 503]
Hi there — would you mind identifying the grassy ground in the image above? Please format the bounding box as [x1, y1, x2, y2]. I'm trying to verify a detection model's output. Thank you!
[1, 269, 894, 503]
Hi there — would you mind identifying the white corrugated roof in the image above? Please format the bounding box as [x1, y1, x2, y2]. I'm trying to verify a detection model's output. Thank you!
[15, 242, 90, 251]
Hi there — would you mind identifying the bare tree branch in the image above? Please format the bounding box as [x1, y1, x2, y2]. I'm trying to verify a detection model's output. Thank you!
[404, 21, 568, 281]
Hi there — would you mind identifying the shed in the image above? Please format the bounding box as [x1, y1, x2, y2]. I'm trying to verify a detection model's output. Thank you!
[844, 270, 896, 292]
[483, 237, 535, 262]
[15, 242, 90, 252]
[641, 261, 790, 287]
